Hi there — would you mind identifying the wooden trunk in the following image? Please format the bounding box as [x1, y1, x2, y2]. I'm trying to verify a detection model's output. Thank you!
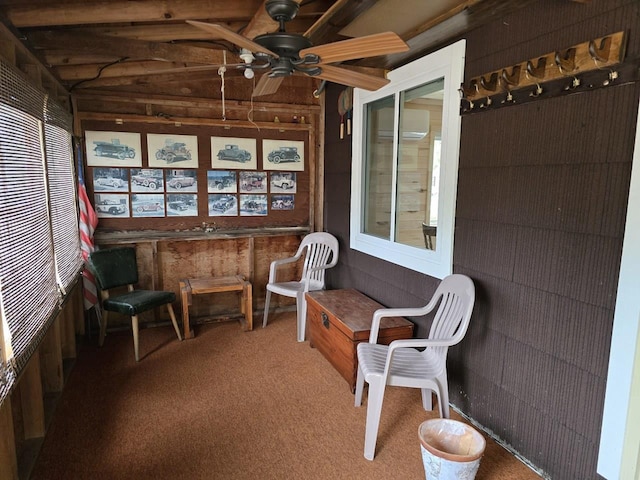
[306, 289, 414, 392]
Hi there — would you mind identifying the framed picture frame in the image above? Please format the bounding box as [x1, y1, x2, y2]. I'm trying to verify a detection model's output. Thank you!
[211, 136, 257, 170]
[131, 168, 164, 193]
[147, 133, 199, 168]
[166, 169, 198, 192]
[239, 194, 268, 216]
[262, 139, 304, 171]
[239, 171, 267, 193]
[167, 194, 198, 216]
[94, 193, 129, 218]
[271, 194, 295, 211]
[131, 193, 165, 217]
[207, 170, 237, 193]
[93, 167, 129, 192]
[85, 131, 142, 167]
[208, 194, 238, 217]
[269, 172, 297, 193]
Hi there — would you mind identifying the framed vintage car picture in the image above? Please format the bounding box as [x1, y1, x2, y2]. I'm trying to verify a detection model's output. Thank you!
[85, 131, 142, 167]
[211, 136, 257, 170]
[262, 139, 304, 171]
[147, 133, 199, 168]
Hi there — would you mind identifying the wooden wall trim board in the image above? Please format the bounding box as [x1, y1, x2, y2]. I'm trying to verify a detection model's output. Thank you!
[0, 283, 83, 480]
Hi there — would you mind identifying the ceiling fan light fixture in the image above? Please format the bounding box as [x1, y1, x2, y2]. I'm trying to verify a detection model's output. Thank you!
[244, 68, 255, 79]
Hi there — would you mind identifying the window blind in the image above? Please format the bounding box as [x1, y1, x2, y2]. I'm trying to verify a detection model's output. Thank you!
[45, 123, 83, 291]
[0, 59, 80, 407]
[0, 103, 60, 374]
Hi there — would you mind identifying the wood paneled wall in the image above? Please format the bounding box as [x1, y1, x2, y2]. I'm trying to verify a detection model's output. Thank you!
[323, 1, 640, 478]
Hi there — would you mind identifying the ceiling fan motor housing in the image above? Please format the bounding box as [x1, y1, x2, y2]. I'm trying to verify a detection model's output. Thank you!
[265, 0, 299, 23]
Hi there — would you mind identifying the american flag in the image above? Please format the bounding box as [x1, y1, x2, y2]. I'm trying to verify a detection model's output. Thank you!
[77, 142, 99, 310]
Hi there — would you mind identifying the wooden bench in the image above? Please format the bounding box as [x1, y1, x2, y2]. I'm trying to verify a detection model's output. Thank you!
[179, 275, 253, 339]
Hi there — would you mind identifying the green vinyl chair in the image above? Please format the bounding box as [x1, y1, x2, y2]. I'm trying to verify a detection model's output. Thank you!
[89, 247, 182, 361]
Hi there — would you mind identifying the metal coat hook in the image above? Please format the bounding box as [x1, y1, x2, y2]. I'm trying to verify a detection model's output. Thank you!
[530, 83, 543, 97]
[501, 89, 514, 104]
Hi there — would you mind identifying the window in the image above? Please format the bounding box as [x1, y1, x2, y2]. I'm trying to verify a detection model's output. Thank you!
[0, 59, 81, 404]
[350, 40, 465, 278]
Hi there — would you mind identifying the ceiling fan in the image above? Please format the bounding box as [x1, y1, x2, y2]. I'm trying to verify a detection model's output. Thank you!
[187, 0, 409, 96]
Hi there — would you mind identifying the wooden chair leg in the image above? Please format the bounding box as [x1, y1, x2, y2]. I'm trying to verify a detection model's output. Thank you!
[131, 315, 140, 362]
[98, 310, 109, 347]
[167, 304, 182, 341]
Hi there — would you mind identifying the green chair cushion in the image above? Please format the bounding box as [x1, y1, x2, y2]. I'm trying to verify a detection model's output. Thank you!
[103, 290, 176, 316]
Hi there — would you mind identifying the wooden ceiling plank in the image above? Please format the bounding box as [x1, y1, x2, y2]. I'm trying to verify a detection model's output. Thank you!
[71, 70, 228, 88]
[27, 30, 227, 64]
[6, 0, 263, 28]
[304, 0, 378, 46]
[73, 89, 321, 113]
[243, 0, 302, 39]
[44, 51, 122, 67]
[55, 59, 240, 81]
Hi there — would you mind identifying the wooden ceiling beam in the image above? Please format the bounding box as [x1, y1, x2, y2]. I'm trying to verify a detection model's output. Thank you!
[6, 1, 261, 28]
[73, 89, 321, 113]
[5, 0, 332, 29]
[55, 59, 241, 81]
[27, 30, 228, 64]
[70, 70, 230, 89]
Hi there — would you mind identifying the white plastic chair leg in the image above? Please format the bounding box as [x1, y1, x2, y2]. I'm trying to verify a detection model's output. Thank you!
[132, 314, 140, 362]
[296, 293, 306, 342]
[421, 388, 433, 411]
[354, 366, 365, 406]
[262, 291, 272, 328]
[363, 378, 386, 460]
[437, 376, 450, 418]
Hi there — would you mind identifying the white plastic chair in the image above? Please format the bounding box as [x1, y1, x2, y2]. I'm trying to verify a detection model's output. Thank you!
[262, 232, 339, 342]
[354, 274, 475, 460]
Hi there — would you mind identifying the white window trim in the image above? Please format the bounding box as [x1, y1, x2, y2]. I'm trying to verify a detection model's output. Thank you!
[350, 40, 465, 279]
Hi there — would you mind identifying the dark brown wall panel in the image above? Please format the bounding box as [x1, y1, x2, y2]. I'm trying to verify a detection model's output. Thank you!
[322, 1, 640, 478]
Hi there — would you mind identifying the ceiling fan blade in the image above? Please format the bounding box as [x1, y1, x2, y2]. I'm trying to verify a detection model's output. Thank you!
[186, 20, 278, 58]
[252, 74, 284, 97]
[299, 31, 409, 64]
[314, 65, 389, 91]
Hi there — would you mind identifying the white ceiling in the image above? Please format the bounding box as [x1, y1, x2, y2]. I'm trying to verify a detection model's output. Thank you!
[340, 0, 468, 37]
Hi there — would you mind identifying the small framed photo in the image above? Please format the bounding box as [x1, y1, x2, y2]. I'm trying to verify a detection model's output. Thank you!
[86, 131, 142, 167]
[270, 172, 296, 193]
[262, 139, 304, 171]
[131, 169, 164, 192]
[208, 194, 238, 217]
[239, 194, 268, 216]
[239, 171, 267, 193]
[147, 133, 199, 168]
[131, 193, 165, 217]
[94, 193, 129, 218]
[167, 194, 198, 217]
[207, 170, 237, 193]
[166, 169, 197, 192]
[93, 167, 128, 192]
[271, 194, 295, 211]
[211, 137, 257, 170]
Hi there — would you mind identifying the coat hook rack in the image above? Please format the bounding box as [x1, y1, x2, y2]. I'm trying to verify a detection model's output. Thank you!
[460, 31, 627, 106]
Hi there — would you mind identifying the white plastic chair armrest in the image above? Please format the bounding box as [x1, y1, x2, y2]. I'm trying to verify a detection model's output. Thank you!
[369, 306, 431, 344]
[268, 253, 302, 283]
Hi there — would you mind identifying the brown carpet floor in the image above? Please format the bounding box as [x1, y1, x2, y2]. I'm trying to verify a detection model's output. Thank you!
[31, 312, 541, 480]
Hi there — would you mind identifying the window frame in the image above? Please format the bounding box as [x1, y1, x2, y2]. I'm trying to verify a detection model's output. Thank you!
[350, 40, 465, 279]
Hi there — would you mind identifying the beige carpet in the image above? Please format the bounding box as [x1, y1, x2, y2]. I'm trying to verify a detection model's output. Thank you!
[31, 312, 541, 479]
